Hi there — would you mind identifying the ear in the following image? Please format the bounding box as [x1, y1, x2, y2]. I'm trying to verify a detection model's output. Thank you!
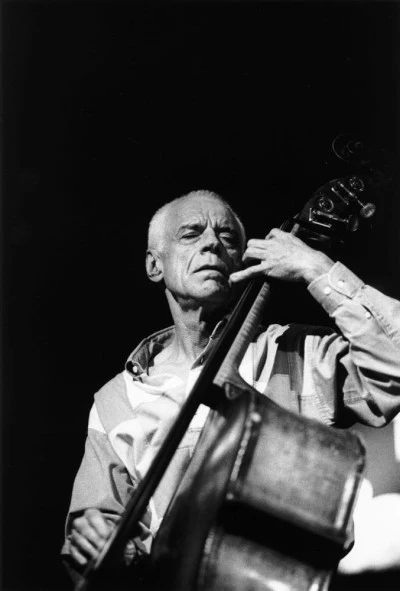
[146, 249, 164, 283]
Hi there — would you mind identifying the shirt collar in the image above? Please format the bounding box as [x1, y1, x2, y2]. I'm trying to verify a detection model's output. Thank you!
[125, 317, 229, 379]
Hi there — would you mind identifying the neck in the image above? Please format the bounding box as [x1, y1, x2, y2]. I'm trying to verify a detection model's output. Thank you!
[166, 292, 226, 362]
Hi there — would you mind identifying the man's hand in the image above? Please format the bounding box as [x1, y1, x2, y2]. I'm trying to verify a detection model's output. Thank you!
[70, 508, 114, 568]
[230, 228, 334, 285]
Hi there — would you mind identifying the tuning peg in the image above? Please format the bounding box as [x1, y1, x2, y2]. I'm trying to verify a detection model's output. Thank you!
[358, 202, 376, 219]
[336, 179, 376, 219]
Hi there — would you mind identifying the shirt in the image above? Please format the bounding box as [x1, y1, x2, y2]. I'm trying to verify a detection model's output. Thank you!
[62, 262, 400, 564]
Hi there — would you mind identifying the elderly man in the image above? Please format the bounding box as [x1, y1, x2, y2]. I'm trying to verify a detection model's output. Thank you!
[62, 190, 400, 582]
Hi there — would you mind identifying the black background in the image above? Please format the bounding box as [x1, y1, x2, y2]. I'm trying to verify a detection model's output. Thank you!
[2, 1, 400, 590]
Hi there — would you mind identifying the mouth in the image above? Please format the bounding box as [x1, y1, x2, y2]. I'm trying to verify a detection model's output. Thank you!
[196, 264, 229, 278]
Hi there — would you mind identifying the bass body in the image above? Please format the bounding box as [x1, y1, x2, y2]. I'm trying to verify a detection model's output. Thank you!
[150, 375, 365, 591]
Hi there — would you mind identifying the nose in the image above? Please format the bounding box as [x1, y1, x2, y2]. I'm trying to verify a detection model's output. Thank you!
[200, 227, 222, 254]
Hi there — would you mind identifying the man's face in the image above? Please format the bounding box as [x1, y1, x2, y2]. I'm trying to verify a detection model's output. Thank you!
[158, 195, 244, 307]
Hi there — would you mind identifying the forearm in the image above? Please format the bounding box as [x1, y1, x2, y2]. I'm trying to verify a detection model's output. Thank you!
[309, 262, 400, 425]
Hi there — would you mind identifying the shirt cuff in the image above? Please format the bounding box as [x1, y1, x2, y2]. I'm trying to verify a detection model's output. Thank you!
[307, 261, 364, 315]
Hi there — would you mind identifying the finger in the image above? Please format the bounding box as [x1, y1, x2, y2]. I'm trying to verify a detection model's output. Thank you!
[243, 246, 269, 262]
[73, 518, 109, 549]
[70, 544, 90, 567]
[267, 228, 284, 238]
[230, 263, 266, 283]
[84, 509, 112, 539]
[247, 238, 271, 248]
[71, 529, 102, 559]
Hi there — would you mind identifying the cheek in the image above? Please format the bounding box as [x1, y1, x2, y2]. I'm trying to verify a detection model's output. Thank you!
[169, 260, 190, 287]
[229, 250, 243, 270]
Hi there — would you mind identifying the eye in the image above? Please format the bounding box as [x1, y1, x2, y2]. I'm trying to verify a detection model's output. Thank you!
[179, 223, 204, 240]
[220, 231, 239, 245]
[182, 231, 199, 239]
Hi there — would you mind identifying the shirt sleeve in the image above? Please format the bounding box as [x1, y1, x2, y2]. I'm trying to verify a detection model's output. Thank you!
[61, 405, 152, 578]
[307, 262, 400, 426]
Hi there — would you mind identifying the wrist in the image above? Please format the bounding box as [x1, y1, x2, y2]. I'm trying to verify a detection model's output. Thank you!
[302, 252, 335, 285]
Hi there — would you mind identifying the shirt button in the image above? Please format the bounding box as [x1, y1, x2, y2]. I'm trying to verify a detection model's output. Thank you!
[365, 311, 372, 319]
[323, 286, 332, 295]
[200, 356, 204, 364]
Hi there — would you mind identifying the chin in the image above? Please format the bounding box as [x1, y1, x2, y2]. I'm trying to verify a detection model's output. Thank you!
[196, 286, 233, 305]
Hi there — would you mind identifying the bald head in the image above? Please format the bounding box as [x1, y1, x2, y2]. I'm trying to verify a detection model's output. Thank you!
[147, 190, 246, 253]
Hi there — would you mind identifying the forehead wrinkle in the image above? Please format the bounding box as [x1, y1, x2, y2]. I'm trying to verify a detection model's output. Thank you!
[177, 213, 238, 234]
[178, 201, 237, 225]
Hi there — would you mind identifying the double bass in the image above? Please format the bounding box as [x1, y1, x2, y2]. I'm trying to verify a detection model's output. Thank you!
[77, 137, 389, 591]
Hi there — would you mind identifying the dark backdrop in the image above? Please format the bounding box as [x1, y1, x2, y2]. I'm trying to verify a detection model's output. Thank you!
[2, 1, 400, 590]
